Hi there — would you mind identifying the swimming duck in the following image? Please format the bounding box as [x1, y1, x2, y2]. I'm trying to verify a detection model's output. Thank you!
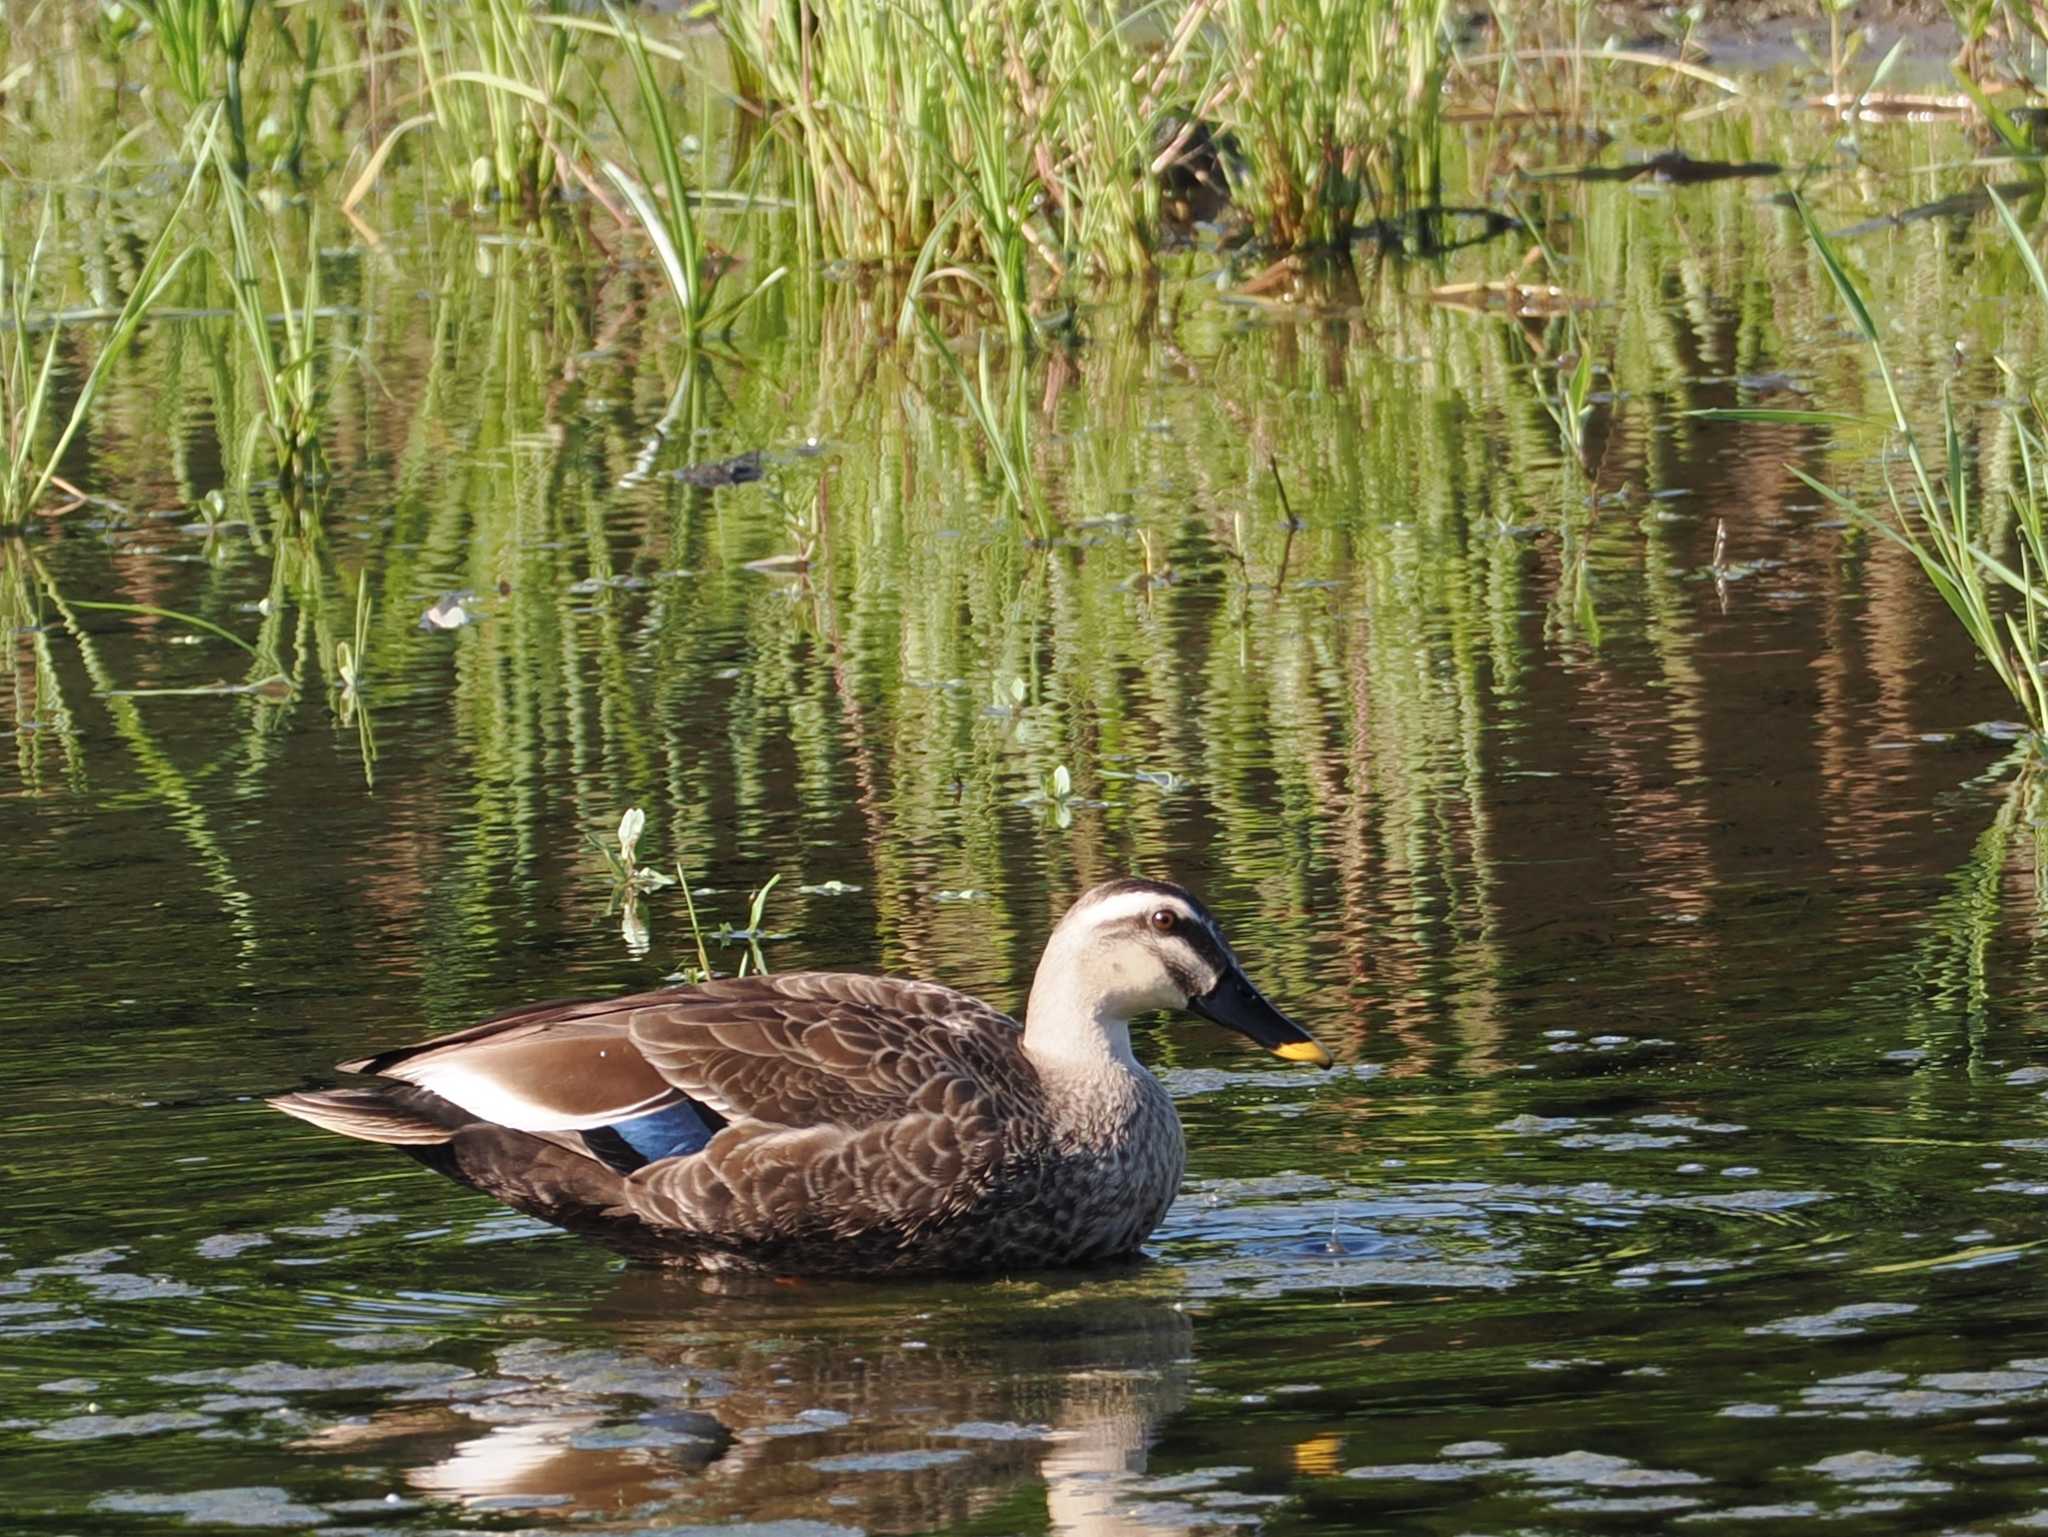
[270, 878, 1330, 1276]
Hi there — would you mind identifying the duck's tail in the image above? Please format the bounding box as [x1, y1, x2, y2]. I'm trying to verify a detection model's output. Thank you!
[267, 1085, 460, 1145]
[268, 1084, 686, 1260]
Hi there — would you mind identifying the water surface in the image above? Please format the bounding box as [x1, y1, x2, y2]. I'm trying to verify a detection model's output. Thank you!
[8, 91, 2048, 1537]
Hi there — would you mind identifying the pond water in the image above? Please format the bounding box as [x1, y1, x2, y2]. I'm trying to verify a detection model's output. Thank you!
[10, 83, 2048, 1537]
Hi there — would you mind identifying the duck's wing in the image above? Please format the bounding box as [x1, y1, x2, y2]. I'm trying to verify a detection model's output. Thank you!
[617, 973, 1038, 1247]
[333, 995, 689, 1133]
[281, 974, 1038, 1253]
[623, 972, 1028, 1128]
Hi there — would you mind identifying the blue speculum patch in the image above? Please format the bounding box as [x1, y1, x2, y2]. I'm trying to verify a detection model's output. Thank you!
[609, 1100, 717, 1163]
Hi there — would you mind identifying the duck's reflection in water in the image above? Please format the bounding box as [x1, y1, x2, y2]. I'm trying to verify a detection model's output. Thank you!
[307, 1269, 1224, 1535]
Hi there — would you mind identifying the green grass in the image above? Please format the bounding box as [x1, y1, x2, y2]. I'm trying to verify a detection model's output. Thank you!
[210, 123, 329, 505]
[715, 0, 1465, 334]
[0, 166, 204, 527]
[594, 9, 787, 344]
[1706, 194, 2048, 747]
[401, 0, 583, 212]
[0, 0, 1757, 363]
[1215, 0, 1452, 249]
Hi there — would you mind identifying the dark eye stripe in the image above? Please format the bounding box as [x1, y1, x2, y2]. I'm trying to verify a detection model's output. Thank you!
[1180, 920, 1229, 971]
[1103, 908, 1229, 973]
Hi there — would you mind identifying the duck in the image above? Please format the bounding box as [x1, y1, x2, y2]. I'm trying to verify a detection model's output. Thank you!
[269, 877, 1331, 1276]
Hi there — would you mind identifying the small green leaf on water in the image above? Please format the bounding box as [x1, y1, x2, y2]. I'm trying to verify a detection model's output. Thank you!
[1687, 408, 1864, 426]
[1051, 764, 1071, 799]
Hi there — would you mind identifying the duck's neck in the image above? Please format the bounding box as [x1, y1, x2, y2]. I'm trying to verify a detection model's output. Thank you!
[1022, 960, 1177, 1159]
[1021, 948, 1144, 1076]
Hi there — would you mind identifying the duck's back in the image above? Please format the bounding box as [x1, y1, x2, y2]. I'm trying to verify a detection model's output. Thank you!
[618, 972, 1051, 1272]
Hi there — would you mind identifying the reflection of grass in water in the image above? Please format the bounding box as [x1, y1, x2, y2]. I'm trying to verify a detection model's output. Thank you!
[1911, 763, 2026, 1055]
[1725, 194, 2048, 914]
[0, 169, 204, 526]
[15, 94, 2048, 1044]
[1853, 750, 2048, 1099]
[2, 541, 81, 793]
[3, 204, 1694, 1033]
[27, 552, 266, 953]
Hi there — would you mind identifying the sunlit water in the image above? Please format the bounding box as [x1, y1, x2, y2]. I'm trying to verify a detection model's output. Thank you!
[9, 100, 2048, 1537]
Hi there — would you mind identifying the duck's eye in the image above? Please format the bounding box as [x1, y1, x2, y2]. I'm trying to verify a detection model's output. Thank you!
[1150, 908, 1178, 933]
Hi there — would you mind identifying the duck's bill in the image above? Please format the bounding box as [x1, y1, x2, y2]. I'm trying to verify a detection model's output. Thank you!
[1191, 972, 1333, 1069]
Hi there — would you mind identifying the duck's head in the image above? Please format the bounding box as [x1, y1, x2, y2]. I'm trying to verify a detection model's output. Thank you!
[1032, 878, 1332, 1068]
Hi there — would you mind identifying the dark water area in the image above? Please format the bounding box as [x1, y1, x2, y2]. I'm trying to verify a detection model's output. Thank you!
[10, 101, 2048, 1536]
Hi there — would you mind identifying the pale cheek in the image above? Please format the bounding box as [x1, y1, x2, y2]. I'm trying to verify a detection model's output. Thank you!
[1100, 950, 1184, 1013]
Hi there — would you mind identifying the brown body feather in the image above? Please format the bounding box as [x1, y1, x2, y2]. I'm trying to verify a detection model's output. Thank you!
[271, 972, 1184, 1276]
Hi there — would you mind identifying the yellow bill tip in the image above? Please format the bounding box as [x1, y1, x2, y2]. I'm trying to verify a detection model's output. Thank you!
[1273, 1039, 1334, 1069]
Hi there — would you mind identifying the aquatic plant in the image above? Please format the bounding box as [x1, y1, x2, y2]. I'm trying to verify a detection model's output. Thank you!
[1034, 0, 1225, 279]
[594, 11, 787, 344]
[0, 172, 203, 527]
[718, 0, 1462, 331]
[1942, 0, 2048, 90]
[332, 570, 377, 787]
[592, 814, 785, 978]
[129, 0, 259, 175]
[1751, 197, 2048, 746]
[721, 874, 785, 976]
[401, 0, 582, 212]
[1213, 0, 1452, 249]
[717, 0, 1044, 336]
[595, 805, 680, 896]
[211, 132, 329, 505]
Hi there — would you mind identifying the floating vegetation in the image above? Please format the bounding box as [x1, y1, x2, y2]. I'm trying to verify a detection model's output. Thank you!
[593, 806, 677, 898]
[1428, 278, 1598, 318]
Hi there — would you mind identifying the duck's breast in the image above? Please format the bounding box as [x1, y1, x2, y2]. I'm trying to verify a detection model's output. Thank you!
[1023, 1067, 1186, 1265]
